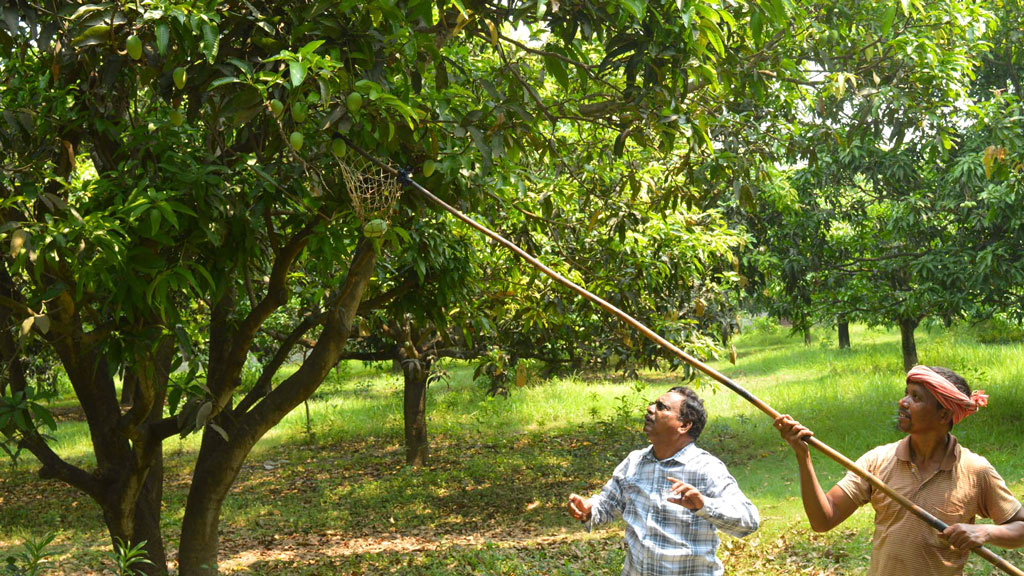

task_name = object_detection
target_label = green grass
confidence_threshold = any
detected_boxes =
[2,323,1023,574]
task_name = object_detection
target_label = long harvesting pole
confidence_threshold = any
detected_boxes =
[345,144,1024,576]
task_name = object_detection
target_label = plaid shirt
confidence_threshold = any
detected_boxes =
[588,443,760,576]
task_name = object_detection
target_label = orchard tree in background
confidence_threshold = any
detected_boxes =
[480,150,750,378]
[739,0,1024,369]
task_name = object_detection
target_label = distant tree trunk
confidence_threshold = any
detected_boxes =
[568,343,582,371]
[400,346,430,467]
[838,317,850,349]
[803,328,811,346]
[899,317,919,371]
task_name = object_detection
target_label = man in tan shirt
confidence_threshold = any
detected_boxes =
[775,365,1024,575]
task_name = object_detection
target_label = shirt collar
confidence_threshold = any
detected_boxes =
[894,434,960,471]
[643,441,697,464]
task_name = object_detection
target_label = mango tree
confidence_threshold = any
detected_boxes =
[0,0,810,573]
[739,0,1004,368]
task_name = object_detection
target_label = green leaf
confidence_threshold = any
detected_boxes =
[227,58,253,76]
[178,267,198,290]
[69,4,110,20]
[544,55,570,89]
[202,22,220,63]
[613,128,629,157]
[751,10,764,48]
[150,208,162,236]
[71,24,111,47]
[693,3,720,23]
[289,60,307,88]
[435,58,449,90]
[156,202,179,229]
[618,0,647,20]
[30,404,57,431]
[147,271,171,306]
[881,5,897,36]
[468,126,491,171]
[219,85,264,126]
[450,0,469,18]
[155,23,170,55]
[693,121,713,153]
[391,225,411,243]
[167,386,183,414]
[208,422,229,441]
[208,76,242,89]
[701,22,725,58]
[768,0,788,21]
[380,96,419,129]
[299,39,326,55]
[13,409,27,431]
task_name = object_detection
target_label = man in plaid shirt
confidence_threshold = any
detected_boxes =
[568,386,760,576]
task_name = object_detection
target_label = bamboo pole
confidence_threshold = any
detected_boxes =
[343,143,1024,576]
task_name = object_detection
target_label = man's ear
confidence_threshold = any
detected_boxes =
[938,406,954,428]
[678,420,693,435]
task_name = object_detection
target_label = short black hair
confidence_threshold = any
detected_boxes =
[928,366,970,430]
[668,386,707,441]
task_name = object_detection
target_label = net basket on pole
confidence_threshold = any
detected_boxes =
[337,156,403,225]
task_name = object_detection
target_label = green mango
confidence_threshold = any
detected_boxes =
[126,35,143,60]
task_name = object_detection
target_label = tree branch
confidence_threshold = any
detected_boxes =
[21,433,102,499]
[207,219,321,412]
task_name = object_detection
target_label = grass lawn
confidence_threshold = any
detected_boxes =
[2,323,1023,574]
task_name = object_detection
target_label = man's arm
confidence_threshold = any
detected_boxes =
[669,474,761,538]
[944,508,1024,550]
[775,415,859,532]
[567,460,628,527]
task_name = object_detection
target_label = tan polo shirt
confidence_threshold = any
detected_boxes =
[836,435,1021,576]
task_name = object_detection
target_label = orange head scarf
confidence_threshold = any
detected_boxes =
[906,365,988,425]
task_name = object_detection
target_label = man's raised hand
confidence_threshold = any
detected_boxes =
[667,477,705,510]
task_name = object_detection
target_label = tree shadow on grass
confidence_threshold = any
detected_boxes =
[217,527,626,575]
[216,521,882,576]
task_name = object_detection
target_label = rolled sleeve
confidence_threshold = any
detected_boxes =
[695,495,761,538]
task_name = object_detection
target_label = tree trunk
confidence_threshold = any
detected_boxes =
[400,347,430,467]
[177,430,249,576]
[899,317,919,371]
[130,454,168,576]
[803,328,811,346]
[838,318,850,349]
[177,240,379,575]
